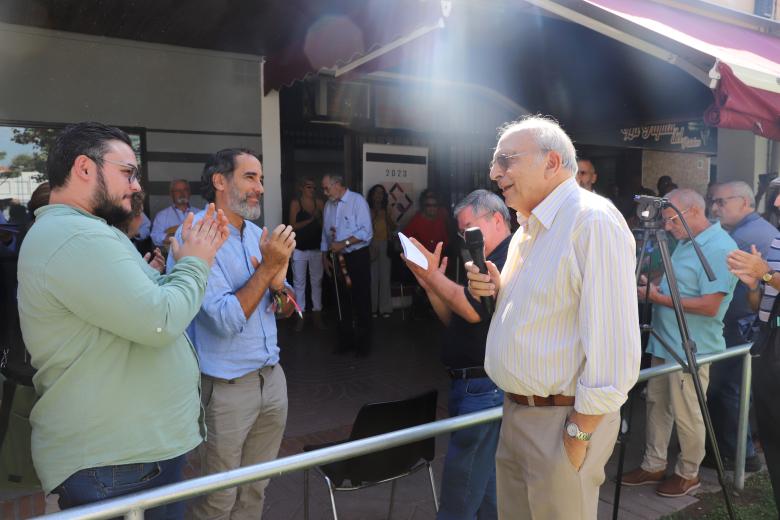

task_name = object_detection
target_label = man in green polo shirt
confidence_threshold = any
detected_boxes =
[623,188,737,498]
[17,122,229,517]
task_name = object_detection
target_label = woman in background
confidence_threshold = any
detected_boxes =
[289,177,325,331]
[368,184,396,318]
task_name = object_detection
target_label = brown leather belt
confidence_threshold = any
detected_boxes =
[507,393,575,407]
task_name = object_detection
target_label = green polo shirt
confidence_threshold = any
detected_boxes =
[17,204,209,493]
[647,221,738,362]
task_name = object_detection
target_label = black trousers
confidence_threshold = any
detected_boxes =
[336,246,372,354]
[752,353,780,518]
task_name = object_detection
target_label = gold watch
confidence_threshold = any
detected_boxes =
[762,270,777,283]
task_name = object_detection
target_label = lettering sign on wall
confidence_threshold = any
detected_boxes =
[618,121,716,153]
[576,120,717,154]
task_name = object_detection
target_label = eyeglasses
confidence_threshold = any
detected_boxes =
[711,196,742,207]
[490,150,538,171]
[663,208,690,224]
[92,156,141,185]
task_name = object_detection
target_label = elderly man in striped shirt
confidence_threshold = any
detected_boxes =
[467,116,641,519]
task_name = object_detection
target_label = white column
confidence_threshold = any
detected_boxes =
[260,60,283,229]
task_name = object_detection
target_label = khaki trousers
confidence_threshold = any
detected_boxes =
[641,356,710,480]
[190,365,288,520]
[496,398,619,519]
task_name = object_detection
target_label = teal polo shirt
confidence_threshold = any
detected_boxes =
[647,221,738,361]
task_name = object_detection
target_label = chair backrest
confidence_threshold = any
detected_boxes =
[344,389,438,485]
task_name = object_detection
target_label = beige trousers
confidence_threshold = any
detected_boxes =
[496,398,620,519]
[190,365,288,520]
[641,356,710,480]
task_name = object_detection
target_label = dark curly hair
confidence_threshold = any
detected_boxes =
[201,148,258,202]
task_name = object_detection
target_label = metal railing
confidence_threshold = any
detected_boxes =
[36,344,753,519]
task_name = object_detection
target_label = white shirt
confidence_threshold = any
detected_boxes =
[485,177,641,415]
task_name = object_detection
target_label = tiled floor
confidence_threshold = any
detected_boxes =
[2,309,762,518]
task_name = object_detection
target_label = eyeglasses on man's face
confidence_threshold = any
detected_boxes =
[91,156,141,186]
[711,196,742,207]
[663,208,690,225]
[490,150,538,172]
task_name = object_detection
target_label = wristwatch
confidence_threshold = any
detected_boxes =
[762,269,777,283]
[345,239,351,247]
[565,420,592,442]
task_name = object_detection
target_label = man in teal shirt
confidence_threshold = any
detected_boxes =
[623,188,737,498]
[17,122,229,517]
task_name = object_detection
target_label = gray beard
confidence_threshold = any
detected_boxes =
[228,182,262,221]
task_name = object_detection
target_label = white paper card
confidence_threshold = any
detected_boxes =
[398,232,428,269]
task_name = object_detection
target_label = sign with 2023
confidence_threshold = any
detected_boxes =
[362,144,428,227]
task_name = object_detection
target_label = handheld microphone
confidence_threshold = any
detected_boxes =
[464,227,494,316]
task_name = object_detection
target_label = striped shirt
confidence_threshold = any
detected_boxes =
[484,178,641,415]
[758,235,780,323]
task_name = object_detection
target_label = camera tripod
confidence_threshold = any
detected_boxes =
[611,195,736,520]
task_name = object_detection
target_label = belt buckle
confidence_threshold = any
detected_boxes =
[527,395,535,407]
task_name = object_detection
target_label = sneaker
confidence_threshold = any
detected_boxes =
[381,312,391,318]
[656,474,700,497]
[621,467,666,486]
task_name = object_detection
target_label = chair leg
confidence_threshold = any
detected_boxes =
[427,462,439,512]
[324,475,339,520]
[387,480,397,519]
[304,469,309,520]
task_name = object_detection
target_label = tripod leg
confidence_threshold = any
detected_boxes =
[612,390,635,520]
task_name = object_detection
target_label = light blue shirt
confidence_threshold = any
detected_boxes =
[647,221,738,361]
[152,205,194,247]
[167,210,283,379]
[320,189,372,253]
[136,213,151,241]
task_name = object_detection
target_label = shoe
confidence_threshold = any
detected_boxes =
[381,312,391,318]
[700,453,761,472]
[745,455,763,472]
[621,467,666,486]
[372,312,379,318]
[656,474,700,497]
[312,311,327,330]
[294,315,305,332]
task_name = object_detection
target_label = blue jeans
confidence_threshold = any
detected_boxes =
[707,354,755,459]
[54,454,186,519]
[438,377,503,520]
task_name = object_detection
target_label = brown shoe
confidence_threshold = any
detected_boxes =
[656,474,700,497]
[621,467,666,486]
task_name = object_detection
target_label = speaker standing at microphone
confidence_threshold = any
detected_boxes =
[402,189,512,519]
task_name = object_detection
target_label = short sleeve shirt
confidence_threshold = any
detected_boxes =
[647,222,738,360]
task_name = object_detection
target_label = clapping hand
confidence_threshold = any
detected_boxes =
[170,203,230,265]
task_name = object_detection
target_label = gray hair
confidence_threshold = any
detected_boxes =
[453,189,510,225]
[170,179,189,191]
[667,188,706,211]
[325,174,345,187]
[717,180,755,208]
[499,115,578,175]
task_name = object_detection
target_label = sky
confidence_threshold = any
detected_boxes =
[0,126,36,166]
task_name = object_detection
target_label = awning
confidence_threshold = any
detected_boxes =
[526,0,780,139]
[263,0,450,94]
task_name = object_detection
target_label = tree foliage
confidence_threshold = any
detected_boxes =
[10,127,56,182]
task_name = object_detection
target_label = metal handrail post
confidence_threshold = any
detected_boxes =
[734,352,752,490]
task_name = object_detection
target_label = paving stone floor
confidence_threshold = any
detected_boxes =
[2,309,763,519]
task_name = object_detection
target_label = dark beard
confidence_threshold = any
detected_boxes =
[92,168,132,228]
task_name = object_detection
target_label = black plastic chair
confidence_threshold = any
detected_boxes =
[303,389,439,519]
